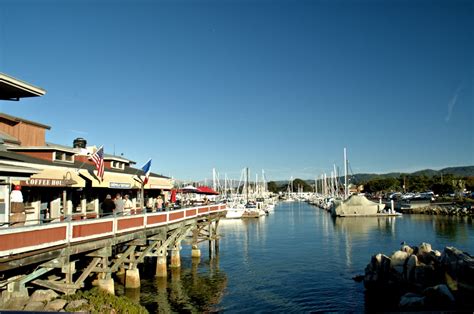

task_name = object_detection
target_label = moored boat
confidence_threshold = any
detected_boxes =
[331,194,386,217]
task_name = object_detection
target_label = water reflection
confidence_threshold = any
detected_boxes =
[408,215,472,242]
[127,254,227,313]
[332,216,399,239]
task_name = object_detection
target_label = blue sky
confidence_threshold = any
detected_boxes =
[0,0,472,181]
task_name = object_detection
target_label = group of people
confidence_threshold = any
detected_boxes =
[146,196,165,211]
[101,193,133,216]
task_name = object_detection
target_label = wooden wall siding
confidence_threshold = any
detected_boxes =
[0,118,17,138]
[72,221,113,238]
[0,227,66,251]
[19,123,46,146]
[169,212,184,221]
[75,156,95,165]
[185,209,197,217]
[117,217,144,231]
[16,151,53,161]
[146,214,167,225]
[198,207,209,214]
[0,119,47,147]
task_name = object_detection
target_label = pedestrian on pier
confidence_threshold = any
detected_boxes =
[114,193,124,215]
[156,196,164,211]
[10,185,25,226]
[101,194,115,216]
[124,194,133,214]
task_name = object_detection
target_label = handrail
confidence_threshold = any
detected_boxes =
[0,204,227,258]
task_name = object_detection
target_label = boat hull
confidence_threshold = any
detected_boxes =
[331,195,386,217]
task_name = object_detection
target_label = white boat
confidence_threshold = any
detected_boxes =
[331,194,386,217]
[225,205,245,219]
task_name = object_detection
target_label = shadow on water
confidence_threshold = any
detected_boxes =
[116,256,227,313]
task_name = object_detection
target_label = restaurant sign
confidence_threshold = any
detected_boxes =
[22,178,71,187]
[109,182,131,189]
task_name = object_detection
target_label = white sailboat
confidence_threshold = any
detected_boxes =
[331,148,386,217]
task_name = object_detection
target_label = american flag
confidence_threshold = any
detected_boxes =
[90,146,104,181]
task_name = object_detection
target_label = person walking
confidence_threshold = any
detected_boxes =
[114,193,124,215]
[10,185,25,226]
[101,194,115,216]
[123,194,133,215]
[156,196,164,211]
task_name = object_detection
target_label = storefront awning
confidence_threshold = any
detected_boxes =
[146,176,173,190]
[19,167,85,188]
[79,170,142,189]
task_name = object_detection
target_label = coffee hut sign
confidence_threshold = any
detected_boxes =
[21,178,77,187]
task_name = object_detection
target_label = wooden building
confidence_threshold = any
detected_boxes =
[0,73,173,226]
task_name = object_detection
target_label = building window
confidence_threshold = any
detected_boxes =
[54,151,74,163]
[111,161,124,170]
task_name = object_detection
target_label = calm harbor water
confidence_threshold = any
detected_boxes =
[124,201,474,312]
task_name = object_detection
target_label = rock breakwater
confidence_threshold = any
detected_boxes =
[0,287,148,313]
[401,203,474,217]
[362,242,474,311]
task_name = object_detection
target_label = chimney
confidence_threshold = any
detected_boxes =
[73,138,87,149]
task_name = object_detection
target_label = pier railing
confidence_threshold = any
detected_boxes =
[0,204,227,258]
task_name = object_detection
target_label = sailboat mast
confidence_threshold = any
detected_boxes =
[344,147,348,199]
[246,167,249,203]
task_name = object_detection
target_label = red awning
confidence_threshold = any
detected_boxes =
[196,186,219,195]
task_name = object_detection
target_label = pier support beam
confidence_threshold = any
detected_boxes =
[97,278,115,295]
[125,268,140,289]
[155,251,167,277]
[191,245,201,258]
[170,244,181,268]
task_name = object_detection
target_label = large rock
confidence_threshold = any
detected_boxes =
[364,254,391,289]
[2,296,27,310]
[401,245,414,255]
[406,254,418,282]
[419,242,432,255]
[414,264,437,288]
[423,284,455,308]
[441,247,474,293]
[44,299,67,311]
[65,299,88,311]
[23,301,45,311]
[391,250,409,275]
[30,289,59,303]
[399,292,424,309]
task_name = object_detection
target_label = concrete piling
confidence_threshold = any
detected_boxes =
[125,268,140,289]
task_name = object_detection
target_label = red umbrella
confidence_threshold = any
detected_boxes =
[196,186,219,195]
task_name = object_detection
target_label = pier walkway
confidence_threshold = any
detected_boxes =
[0,204,226,299]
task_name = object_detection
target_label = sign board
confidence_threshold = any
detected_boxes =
[21,178,72,187]
[109,182,132,189]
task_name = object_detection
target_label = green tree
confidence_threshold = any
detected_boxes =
[267,181,279,193]
[292,178,312,192]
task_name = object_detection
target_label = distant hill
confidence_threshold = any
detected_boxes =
[267,166,474,187]
[344,166,474,184]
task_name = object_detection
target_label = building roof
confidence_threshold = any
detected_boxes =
[0,72,46,100]
[0,131,20,145]
[0,161,40,175]
[0,113,51,130]
[0,150,170,179]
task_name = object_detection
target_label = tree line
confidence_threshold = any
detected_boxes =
[267,175,474,195]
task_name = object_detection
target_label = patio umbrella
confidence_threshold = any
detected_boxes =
[196,186,219,195]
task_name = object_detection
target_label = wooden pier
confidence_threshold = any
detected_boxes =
[0,204,226,299]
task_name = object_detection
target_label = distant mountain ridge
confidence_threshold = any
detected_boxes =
[270,165,474,185]
[351,166,474,183]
